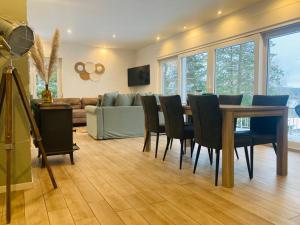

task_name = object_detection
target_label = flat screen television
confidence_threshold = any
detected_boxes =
[128,65,150,87]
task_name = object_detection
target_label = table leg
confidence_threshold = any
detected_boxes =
[276,109,288,176]
[222,111,235,187]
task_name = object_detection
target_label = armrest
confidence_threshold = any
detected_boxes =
[85,105,98,114]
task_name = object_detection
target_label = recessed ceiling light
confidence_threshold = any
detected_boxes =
[112,34,116,38]
[156,36,160,41]
[217,10,222,15]
[67,28,72,34]
[183,26,187,30]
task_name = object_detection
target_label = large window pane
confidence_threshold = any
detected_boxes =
[181,52,208,98]
[215,41,255,105]
[267,31,300,138]
[161,59,178,95]
[215,41,255,128]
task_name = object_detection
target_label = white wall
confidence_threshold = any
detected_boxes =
[135,0,300,94]
[34,42,136,98]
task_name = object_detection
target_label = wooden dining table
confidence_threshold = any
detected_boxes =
[144,105,289,188]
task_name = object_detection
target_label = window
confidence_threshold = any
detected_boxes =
[181,52,208,98]
[215,41,255,106]
[266,30,300,138]
[30,58,62,98]
[161,58,178,95]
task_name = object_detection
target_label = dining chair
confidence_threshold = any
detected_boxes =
[159,95,194,169]
[218,94,243,160]
[188,94,252,186]
[141,95,166,158]
[244,95,289,178]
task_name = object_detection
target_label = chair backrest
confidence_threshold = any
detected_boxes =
[188,94,222,149]
[159,95,185,139]
[141,95,160,132]
[295,105,300,117]
[218,94,243,105]
[251,95,289,134]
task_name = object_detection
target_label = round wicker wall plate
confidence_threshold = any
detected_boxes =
[95,63,105,74]
[79,71,90,80]
[90,73,101,81]
[74,62,85,73]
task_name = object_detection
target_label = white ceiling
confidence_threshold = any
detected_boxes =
[28,0,262,50]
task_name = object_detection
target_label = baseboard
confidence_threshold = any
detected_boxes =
[0,181,33,193]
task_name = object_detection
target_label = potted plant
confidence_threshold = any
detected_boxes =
[30,29,60,103]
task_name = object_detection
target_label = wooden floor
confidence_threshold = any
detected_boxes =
[3,129,300,225]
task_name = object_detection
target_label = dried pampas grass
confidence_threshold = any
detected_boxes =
[30,29,60,84]
[47,29,60,83]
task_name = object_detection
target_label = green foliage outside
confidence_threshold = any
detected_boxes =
[162,60,178,95]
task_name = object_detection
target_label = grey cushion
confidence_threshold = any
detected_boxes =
[133,94,142,106]
[115,94,135,106]
[101,92,118,106]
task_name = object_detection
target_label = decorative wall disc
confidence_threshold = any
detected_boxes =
[74,61,105,81]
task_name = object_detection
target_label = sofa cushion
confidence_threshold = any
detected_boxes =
[73,109,86,118]
[115,94,135,106]
[101,92,118,106]
[96,95,102,106]
[133,94,142,106]
[53,98,81,109]
[81,98,97,108]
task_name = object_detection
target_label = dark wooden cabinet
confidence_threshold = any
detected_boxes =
[32,102,77,164]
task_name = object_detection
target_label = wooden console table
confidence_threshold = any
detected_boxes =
[32,102,78,165]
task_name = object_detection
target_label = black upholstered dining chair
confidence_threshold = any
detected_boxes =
[295,105,300,117]
[159,95,194,169]
[141,95,165,158]
[243,95,289,178]
[188,94,252,186]
[218,94,243,160]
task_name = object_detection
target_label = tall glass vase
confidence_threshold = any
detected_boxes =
[41,84,52,103]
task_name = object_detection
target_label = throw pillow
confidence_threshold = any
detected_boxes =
[133,93,142,106]
[115,94,134,106]
[101,92,118,106]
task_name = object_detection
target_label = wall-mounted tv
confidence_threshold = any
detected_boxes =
[128,65,150,87]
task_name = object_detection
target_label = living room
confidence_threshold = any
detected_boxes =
[1,0,300,224]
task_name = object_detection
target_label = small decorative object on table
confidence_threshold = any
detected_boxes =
[30,29,60,103]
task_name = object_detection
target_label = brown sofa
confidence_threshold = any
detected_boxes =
[53,98,98,126]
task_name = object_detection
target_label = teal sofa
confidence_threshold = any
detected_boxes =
[85,105,144,140]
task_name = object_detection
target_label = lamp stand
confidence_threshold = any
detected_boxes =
[0,66,57,224]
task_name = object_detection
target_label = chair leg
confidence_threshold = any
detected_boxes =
[180,139,184,169]
[244,147,251,179]
[155,133,159,158]
[193,145,201,174]
[272,143,277,155]
[208,148,213,165]
[142,131,150,152]
[169,138,173,150]
[163,137,171,161]
[184,139,187,154]
[235,148,240,160]
[250,146,254,179]
[191,139,194,158]
[215,149,220,186]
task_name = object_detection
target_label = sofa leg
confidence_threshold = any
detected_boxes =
[70,152,74,165]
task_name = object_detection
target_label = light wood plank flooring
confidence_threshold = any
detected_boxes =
[3,129,300,225]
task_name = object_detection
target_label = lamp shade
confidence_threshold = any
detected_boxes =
[0,17,34,56]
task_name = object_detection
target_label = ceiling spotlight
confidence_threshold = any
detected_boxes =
[156,36,160,41]
[217,10,222,15]
[112,34,116,38]
[67,28,72,34]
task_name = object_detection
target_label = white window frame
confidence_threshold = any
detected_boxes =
[29,58,63,98]
[212,34,261,96]
[160,57,180,95]
[179,48,211,101]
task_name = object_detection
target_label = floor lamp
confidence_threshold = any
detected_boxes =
[0,18,57,224]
